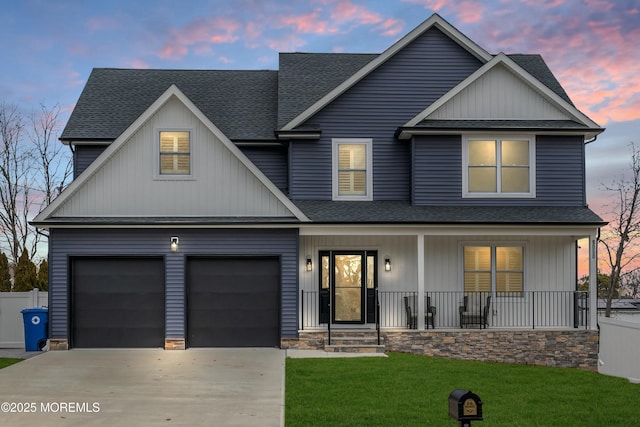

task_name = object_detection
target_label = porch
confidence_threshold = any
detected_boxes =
[300,290,590,330]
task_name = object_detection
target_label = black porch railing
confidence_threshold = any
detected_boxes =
[300,290,589,330]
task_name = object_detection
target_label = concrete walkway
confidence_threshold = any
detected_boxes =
[0,348,285,426]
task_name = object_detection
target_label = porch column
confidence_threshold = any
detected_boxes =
[589,233,598,329]
[417,233,425,329]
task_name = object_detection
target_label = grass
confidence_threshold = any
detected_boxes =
[0,358,23,370]
[286,352,640,427]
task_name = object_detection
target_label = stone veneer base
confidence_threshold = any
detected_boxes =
[292,329,599,370]
[164,338,186,350]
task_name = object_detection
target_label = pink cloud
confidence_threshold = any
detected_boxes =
[331,0,383,25]
[456,1,484,23]
[377,18,404,37]
[279,9,335,34]
[129,59,150,69]
[264,34,307,51]
[157,17,240,60]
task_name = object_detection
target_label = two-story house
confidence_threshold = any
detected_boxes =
[33,14,604,368]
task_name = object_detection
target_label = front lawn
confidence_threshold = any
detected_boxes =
[0,358,23,369]
[286,352,640,427]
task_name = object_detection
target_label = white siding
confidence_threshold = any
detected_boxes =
[53,96,294,218]
[301,234,576,293]
[428,64,572,120]
[299,235,417,292]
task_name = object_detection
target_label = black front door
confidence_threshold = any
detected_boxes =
[319,251,377,325]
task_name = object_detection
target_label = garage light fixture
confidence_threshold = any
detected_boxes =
[170,237,179,252]
[306,256,313,272]
[384,257,391,272]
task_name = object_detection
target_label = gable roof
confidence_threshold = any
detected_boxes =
[61,68,278,142]
[278,13,492,132]
[35,85,309,225]
[399,53,602,138]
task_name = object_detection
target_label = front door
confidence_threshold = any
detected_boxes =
[319,251,377,325]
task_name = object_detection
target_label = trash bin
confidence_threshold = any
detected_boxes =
[21,307,48,351]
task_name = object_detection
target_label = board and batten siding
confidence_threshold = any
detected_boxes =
[300,234,576,293]
[426,64,573,120]
[48,228,299,342]
[54,96,294,218]
[412,135,586,206]
[290,27,483,200]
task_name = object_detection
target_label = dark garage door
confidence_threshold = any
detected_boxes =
[71,257,165,348]
[187,257,280,347]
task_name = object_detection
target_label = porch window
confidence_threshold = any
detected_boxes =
[463,136,535,198]
[332,138,373,200]
[464,245,524,295]
[159,131,191,175]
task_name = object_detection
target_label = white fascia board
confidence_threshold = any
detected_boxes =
[280,13,492,132]
[404,53,601,129]
[34,85,310,223]
[299,224,600,237]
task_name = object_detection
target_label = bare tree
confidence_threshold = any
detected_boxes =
[0,102,70,266]
[29,103,72,208]
[599,142,640,316]
[0,102,34,263]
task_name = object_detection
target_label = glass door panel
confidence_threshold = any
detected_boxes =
[333,254,363,323]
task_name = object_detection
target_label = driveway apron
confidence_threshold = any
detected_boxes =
[0,348,284,426]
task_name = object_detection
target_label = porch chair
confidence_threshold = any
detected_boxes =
[459,294,491,329]
[404,296,437,329]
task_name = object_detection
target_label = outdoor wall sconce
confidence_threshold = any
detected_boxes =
[306,256,313,272]
[384,257,391,272]
[170,237,179,252]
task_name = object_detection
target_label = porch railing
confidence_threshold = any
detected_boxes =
[300,290,589,330]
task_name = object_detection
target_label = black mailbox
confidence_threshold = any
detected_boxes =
[448,389,483,425]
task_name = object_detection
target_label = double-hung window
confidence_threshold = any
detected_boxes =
[159,131,191,176]
[463,136,535,197]
[464,245,524,296]
[332,138,373,201]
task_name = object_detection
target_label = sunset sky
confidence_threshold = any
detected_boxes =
[2,0,639,217]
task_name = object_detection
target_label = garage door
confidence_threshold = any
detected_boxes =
[71,257,165,348]
[187,257,280,347]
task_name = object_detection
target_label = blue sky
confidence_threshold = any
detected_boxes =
[2,0,639,211]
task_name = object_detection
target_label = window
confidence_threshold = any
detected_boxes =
[159,131,190,175]
[464,245,524,295]
[332,139,373,200]
[463,136,535,197]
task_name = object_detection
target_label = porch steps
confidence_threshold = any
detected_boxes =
[324,330,385,353]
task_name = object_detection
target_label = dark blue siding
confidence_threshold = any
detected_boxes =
[240,145,289,193]
[412,135,586,206]
[290,27,483,200]
[49,228,299,343]
[73,145,107,178]
[412,136,462,205]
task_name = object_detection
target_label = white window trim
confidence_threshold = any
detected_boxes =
[332,138,373,201]
[462,135,536,198]
[154,128,195,181]
[460,242,527,296]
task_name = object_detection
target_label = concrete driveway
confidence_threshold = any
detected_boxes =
[0,348,284,426]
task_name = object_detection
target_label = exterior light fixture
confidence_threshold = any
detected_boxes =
[306,256,313,272]
[170,237,179,252]
[384,257,391,272]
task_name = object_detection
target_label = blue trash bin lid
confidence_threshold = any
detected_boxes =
[21,307,48,314]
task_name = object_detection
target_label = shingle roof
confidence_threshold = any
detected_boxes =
[292,200,605,224]
[60,68,279,141]
[508,54,574,106]
[277,53,377,127]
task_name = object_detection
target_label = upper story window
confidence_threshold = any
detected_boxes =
[159,131,191,175]
[332,138,373,201]
[463,136,535,198]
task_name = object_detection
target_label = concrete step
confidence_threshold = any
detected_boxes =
[324,344,386,353]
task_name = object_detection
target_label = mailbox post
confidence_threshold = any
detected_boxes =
[448,389,483,427]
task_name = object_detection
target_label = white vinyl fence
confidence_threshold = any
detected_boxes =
[598,316,640,382]
[0,290,48,348]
